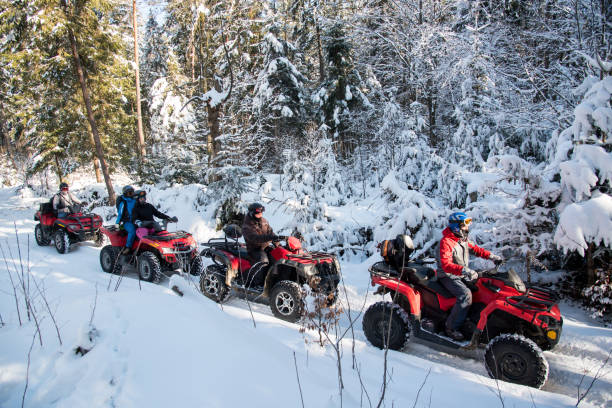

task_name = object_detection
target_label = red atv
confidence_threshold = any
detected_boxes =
[199,224,341,322]
[363,247,562,389]
[98,220,203,282]
[34,202,103,254]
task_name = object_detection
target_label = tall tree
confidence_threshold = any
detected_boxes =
[132,0,146,158]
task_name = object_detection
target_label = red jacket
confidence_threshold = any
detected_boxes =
[439,227,491,277]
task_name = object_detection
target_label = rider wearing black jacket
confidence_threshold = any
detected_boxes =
[131,190,176,230]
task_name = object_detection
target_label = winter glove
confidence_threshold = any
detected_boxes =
[170,216,178,222]
[489,254,503,265]
[462,267,478,281]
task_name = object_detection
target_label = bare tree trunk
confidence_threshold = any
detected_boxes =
[88,131,102,182]
[207,104,221,182]
[66,27,116,205]
[133,0,146,158]
[54,154,64,182]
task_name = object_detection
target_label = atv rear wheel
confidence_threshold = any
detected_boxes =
[54,229,71,254]
[484,334,548,389]
[189,255,204,276]
[35,224,49,246]
[270,280,304,323]
[363,301,411,350]
[137,252,161,282]
[100,245,120,273]
[200,265,229,303]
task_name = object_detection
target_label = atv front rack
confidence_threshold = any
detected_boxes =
[506,286,558,312]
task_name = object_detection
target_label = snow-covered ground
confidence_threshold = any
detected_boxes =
[0,182,611,408]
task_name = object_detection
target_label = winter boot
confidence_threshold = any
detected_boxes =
[445,327,465,341]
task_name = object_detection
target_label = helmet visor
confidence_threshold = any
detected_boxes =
[462,218,472,227]
[254,206,265,214]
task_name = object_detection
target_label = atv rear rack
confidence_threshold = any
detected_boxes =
[506,286,558,312]
[285,251,334,262]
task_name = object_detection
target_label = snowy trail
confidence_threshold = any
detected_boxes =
[0,186,609,407]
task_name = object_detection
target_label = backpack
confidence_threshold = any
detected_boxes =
[378,239,398,265]
[378,234,415,269]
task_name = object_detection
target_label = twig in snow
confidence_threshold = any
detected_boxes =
[22,328,38,408]
[411,367,432,408]
[1,242,22,325]
[576,349,611,406]
[31,274,62,346]
[89,283,98,327]
[293,351,305,408]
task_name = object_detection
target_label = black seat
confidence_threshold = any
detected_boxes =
[224,245,250,259]
[423,280,454,298]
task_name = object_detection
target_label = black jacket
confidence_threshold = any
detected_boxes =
[131,202,169,224]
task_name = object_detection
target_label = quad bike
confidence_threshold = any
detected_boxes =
[363,252,563,389]
[199,224,341,323]
[98,219,203,283]
[34,202,103,254]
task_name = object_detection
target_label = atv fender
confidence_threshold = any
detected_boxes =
[372,275,421,318]
[262,263,280,298]
[205,248,239,287]
[475,299,549,332]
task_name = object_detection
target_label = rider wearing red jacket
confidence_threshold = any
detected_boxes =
[438,212,502,341]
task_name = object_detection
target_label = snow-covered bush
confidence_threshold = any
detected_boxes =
[371,170,443,257]
[550,75,612,279]
[582,268,612,321]
[466,155,560,262]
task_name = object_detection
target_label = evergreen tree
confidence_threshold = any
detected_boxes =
[250,21,308,172]
[314,21,369,158]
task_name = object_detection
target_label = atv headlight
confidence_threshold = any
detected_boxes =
[302,264,316,277]
[333,257,341,274]
[161,247,174,254]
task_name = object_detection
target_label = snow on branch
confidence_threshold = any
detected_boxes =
[554,193,612,256]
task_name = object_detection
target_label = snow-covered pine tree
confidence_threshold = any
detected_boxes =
[140,12,168,129]
[314,21,369,159]
[250,20,309,172]
[281,124,347,250]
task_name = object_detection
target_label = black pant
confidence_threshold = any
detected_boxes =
[246,249,270,287]
[438,275,472,331]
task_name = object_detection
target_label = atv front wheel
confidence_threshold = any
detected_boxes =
[189,255,204,276]
[484,334,548,389]
[200,265,229,303]
[100,245,120,273]
[35,224,49,246]
[54,229,71,254]
[362,301,411,350]
[270,280,304,323]
[137,252,161,282]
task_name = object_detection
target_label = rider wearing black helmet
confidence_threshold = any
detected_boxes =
[241,203,284,287]
[131,190,177,234]
[52,182,81,218]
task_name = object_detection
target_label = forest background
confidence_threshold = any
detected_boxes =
[0,0,610,317]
